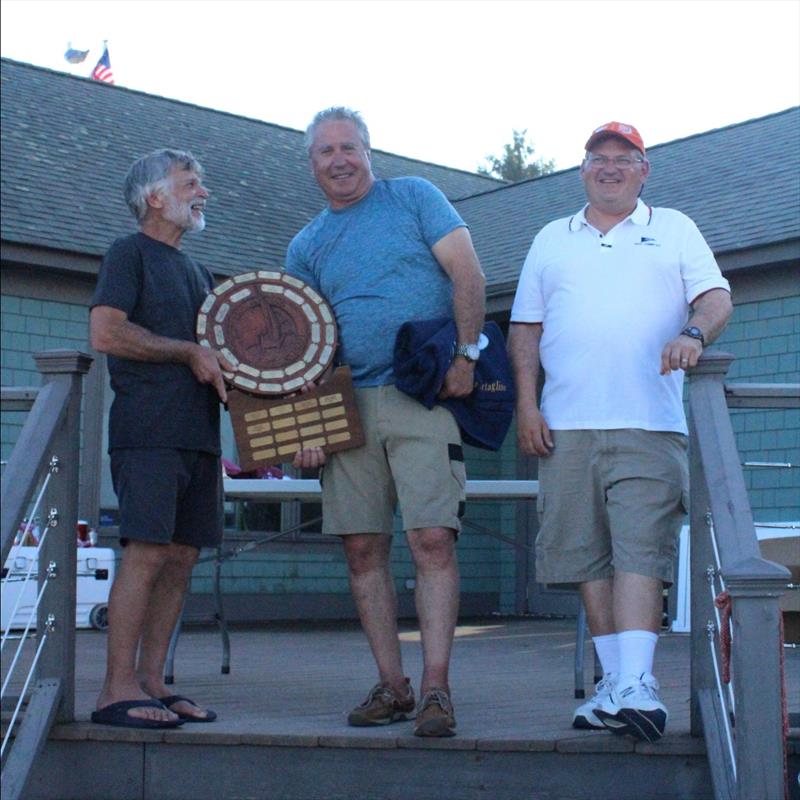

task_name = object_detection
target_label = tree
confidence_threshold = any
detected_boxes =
[478,129,555,182]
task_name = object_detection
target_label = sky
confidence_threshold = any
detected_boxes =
[1,0,799,173]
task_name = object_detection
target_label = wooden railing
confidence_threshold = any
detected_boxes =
[688,351,798,800]
[0,350,92,800]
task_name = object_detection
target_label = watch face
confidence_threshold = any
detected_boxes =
[457,343,480,361]
[682,326,704,343]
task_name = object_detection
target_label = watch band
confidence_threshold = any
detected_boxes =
[680,326,705,346]
[456,343,480,362]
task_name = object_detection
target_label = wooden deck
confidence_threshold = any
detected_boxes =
[3,618,799,800]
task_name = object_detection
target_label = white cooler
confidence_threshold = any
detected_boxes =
[1,546,115,631]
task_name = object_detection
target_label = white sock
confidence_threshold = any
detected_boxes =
[591,633,620,676]
[617,630,659,677]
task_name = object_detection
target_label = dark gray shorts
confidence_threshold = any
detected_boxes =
[110,448,223,549]
[535,429,689,585]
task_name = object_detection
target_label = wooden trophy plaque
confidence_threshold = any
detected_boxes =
[197,271,363,468]
[226,366,363,471]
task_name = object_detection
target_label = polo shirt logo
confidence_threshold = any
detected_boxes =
[635,236,660,246]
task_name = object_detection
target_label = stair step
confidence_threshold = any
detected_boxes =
[23,725,719,800]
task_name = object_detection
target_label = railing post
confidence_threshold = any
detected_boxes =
[725,562,791,800]
[688,350,793,799]
[688,427,713,738]
[34,350,93,723]
[688,351,734,737]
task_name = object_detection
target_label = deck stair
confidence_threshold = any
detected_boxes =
[3,622,799,800]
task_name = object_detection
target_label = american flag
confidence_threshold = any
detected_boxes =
[91,45,114,84]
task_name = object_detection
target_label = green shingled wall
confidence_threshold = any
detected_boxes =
[3,289,796,614]
[461,424,521,614]
[714,293,800,522]
[1,294,89,461]
[191,549,352,596]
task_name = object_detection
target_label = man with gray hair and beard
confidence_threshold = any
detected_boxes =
[90,149,233,728]
[288,107,486,737]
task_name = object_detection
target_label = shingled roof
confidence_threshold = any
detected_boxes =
[0,58,499,275]
[456,107,800,300]
[3,58,797,300]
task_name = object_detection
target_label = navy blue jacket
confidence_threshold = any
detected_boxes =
[393,318,515,451]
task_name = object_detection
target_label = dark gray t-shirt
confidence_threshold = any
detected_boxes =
[91,232,220,454]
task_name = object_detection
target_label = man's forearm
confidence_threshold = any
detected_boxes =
[452,267,486,345]
[432,227,486,344]
[93,314,196,364]
[509,321,554,455]
[688,288,733,345]
[508,322,542,408]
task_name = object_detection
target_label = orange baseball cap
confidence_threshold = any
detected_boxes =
[585,122,645,155]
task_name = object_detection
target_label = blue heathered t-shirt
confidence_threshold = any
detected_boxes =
[285,177,466,387]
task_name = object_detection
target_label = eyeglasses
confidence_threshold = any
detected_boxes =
[584,155,645,170]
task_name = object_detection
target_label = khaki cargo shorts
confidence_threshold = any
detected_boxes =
[535,429,688,586]
[320,384,466,536]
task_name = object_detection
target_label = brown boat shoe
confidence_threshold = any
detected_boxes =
[347,678,416,726]
[414,687,456,737]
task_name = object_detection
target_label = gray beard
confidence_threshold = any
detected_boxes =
[186,215,206,234]
[163,198,205,233]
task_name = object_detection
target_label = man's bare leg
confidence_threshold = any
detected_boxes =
[581,577,615,636]
[342,533,406,693]
[579,572,666,740]
[613,571,662,633]
[406,527,459,693]
[581,571,662,636]
[582,571,662,678]
[96,541,177,723]
[136,543,210,719]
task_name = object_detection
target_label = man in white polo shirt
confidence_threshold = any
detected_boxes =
[508,122,732,742]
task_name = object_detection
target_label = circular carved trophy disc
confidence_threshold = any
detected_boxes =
[196,271,337,396]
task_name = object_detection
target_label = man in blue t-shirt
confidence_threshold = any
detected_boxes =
[89,150,233,729]
[287,107,486,737]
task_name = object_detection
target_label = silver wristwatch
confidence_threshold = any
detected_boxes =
[456,343,480,362]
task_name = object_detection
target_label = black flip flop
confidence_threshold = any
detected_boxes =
[158,694,217,723]
[90,699,184,729]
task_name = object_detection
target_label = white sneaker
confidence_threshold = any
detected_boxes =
[596,672,668,743]
[572,673,617,730]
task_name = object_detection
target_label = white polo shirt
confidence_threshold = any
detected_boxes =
[510,199,730,434]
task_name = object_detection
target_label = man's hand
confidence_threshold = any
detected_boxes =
[438,357,476,399]
[516,405,554,457]
[288,363,334,398]
[292,446,326,470]
[289,369,334,468]
[660,335,703,375]
[188,345,236,402]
